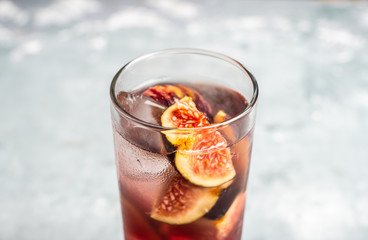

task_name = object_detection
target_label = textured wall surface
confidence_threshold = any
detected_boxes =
[1,0,368,239]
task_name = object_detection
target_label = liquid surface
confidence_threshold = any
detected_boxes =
[116,82,248,126]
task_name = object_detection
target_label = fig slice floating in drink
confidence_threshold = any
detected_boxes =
[176,131,236,187]
[150,176,220,225]
[143,85,184,107]
[161,96,209,146]
[143,84,212,118]
[161,97,236,187]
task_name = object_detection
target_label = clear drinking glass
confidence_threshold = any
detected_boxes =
[110,49,258,240]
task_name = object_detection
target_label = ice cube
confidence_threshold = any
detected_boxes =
[114,130,178,212]
[117,91,166,125]
[115,92,171,153]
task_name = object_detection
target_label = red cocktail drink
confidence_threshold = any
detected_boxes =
[110,49,258,240]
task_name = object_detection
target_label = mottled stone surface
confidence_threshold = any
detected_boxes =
[0,0,367,239]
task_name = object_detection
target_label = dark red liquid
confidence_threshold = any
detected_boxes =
[112,83,254,240]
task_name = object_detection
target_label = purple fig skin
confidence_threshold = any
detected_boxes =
[177,85,213,119]
[143,84,213,120]
[143,85,182,107]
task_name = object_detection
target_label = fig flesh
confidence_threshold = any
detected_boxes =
[177,85,212,118]
[176,131,236,187]
[156,192,245,239]
[150,176,220,225]
[150,92,237,224]
[161,96,209,146]
[161,97,236,187]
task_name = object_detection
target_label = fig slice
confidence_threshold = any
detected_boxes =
[143,85,185,107]
[161,96,209,146]
[151,176,220,225]
[176,85,212,118]
[143,84,212,118]
[161,97,236,187]
[175,131,236,187]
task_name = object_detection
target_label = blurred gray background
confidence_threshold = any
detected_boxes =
[1,0,368,239]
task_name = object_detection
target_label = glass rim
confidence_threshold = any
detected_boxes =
[110,48,259,131]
